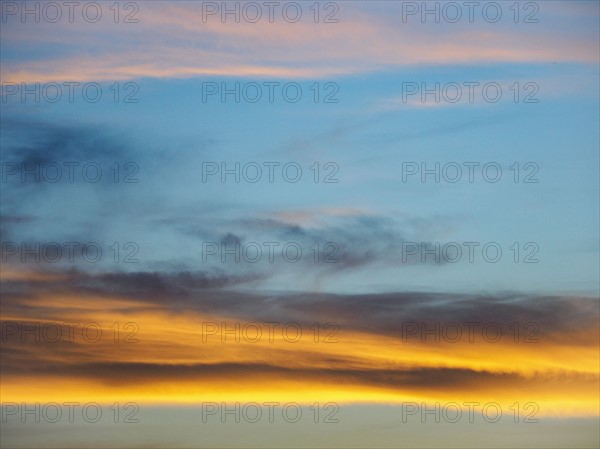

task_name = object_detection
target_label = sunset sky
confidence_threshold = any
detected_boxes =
[1,1,599,447]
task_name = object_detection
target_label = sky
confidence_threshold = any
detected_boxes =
[0,1,599,447]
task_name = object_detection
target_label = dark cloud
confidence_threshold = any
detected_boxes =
[1,268,597,343]
[3,359,596,393]
[0,119,148,249]
[1,118,135,169]
[78,270,264,300]
[1,267,597,395]
[179,213,448,275]
[0,214,37,241]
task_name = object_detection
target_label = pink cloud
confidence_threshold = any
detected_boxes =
[1,2,598,83]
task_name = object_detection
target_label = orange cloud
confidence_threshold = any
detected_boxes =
[1,286,598,416]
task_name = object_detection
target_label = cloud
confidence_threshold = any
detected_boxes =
[2,267,598,346]
[0,118,138,175]
[1,264,597,413]
[1,2,598,83]
[1,118,452,283]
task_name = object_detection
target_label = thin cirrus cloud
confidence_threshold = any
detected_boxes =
[1,2,598,83]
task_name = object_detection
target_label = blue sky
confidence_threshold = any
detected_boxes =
[2,63,598,294]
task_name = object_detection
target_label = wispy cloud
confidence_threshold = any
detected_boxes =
[2,3,598,83]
